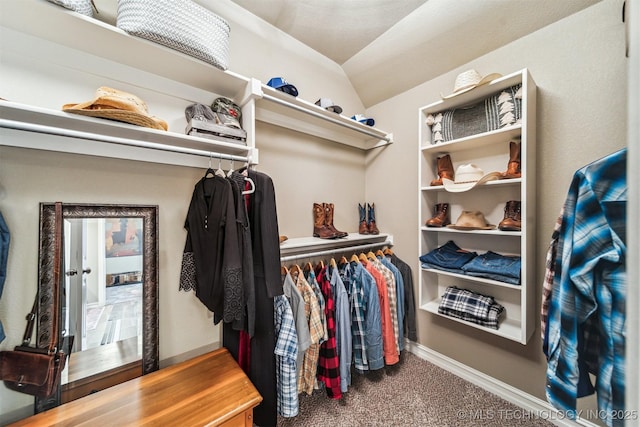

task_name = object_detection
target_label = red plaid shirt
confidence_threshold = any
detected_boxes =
[315,266,342,399]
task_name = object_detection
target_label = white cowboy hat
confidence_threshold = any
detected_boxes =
[442,164,501,192]
[441,69,502,99]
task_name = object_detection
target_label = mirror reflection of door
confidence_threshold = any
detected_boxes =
[61,217,143,388]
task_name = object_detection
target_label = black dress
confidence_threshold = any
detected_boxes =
[179,174,243,323]
[224,170,283,426]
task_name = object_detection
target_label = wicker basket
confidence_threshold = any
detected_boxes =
[46,0,94,17]
[117,0,230,71]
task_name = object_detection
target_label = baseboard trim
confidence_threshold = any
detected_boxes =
[406,341,601,427]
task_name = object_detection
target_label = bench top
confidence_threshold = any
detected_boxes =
[10,347,262,426]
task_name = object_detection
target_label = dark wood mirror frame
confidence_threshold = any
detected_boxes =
[34,203,159,413]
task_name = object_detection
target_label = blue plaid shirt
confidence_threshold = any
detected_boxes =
[274,295,298,418]
[546,149,627,427]
[353,262,384,371]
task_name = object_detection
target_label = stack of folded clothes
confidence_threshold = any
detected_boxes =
[437,286,505,329]
[419,240,521,285]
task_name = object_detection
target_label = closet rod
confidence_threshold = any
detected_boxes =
[280,240,393,263]
[0,119,250,163]
[261,94,393,143]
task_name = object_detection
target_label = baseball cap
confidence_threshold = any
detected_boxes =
[315,98,342,114]
[211,97,242,129]
[266,77,298,97]
[351,114,375,127]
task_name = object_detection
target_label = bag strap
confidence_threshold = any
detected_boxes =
[20,297,38,346]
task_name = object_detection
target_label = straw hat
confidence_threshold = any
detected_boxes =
[442,164,501,193]
[441,69,502,99]
[63,87,168,131]
[447,210,496,231]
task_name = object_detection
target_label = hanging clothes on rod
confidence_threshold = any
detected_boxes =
[544,148,627,427]
[274,244,418,416]
[179,163,283,427]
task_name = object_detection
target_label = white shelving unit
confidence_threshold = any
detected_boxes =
[0,0,393,161]
[417,69,537,344]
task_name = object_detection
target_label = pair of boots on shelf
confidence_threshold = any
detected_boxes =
[430,141,521,186]
[425,200,522,231]
[313,202,348,239]
[358,203,379,235]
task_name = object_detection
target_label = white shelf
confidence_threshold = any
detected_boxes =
[0,0,250,100]
[280,233,392,259]
[420,227,521,237]
[421,125,522,154]
[255,85,393,150]
[420,267,523,290]
[421,299,522,342]
[0,101,253,167]
[420,72,527,115]
[0,0,394,154]
[421,178,521,192]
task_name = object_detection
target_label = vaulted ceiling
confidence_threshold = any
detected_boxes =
[229,0,601,107]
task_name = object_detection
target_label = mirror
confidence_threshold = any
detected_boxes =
[35,203,158,413]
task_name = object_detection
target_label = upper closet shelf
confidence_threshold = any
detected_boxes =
[0,101,254,167]
[254,85,393,150]
[1,0,394,153]
[0,0,250,100]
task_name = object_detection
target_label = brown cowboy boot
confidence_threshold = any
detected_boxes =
[367,203,380,235]
[498,200,522,231]
[430,154,454,186]
[313,203,336,239]
[501,141,521,179]
[325,203,348,238]
[426,203,451,227]
[358,203,369,234]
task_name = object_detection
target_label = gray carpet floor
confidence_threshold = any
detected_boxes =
[277,351,553,426]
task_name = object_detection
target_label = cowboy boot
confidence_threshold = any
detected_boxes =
[313,203,336,239]
[358,203,369,234]
[426,203,451,227]
[430,154,454,186]
[498,200,522,231]
[325,203,348,238]
[501,141,521,179]
[367,203,379,235]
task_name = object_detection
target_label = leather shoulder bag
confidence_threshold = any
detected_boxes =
[0,202,67,398]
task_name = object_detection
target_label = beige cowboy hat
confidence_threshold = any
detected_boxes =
[63,87,168,131]
[442,164,501,193]
[447,210,496,231]
[441,69,502,99]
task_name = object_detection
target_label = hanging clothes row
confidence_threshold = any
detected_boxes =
[275,248,417,418]
[542,148,627,427]
[179,164,285,427]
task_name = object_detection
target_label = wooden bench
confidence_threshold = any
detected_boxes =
[10,348,262,426]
